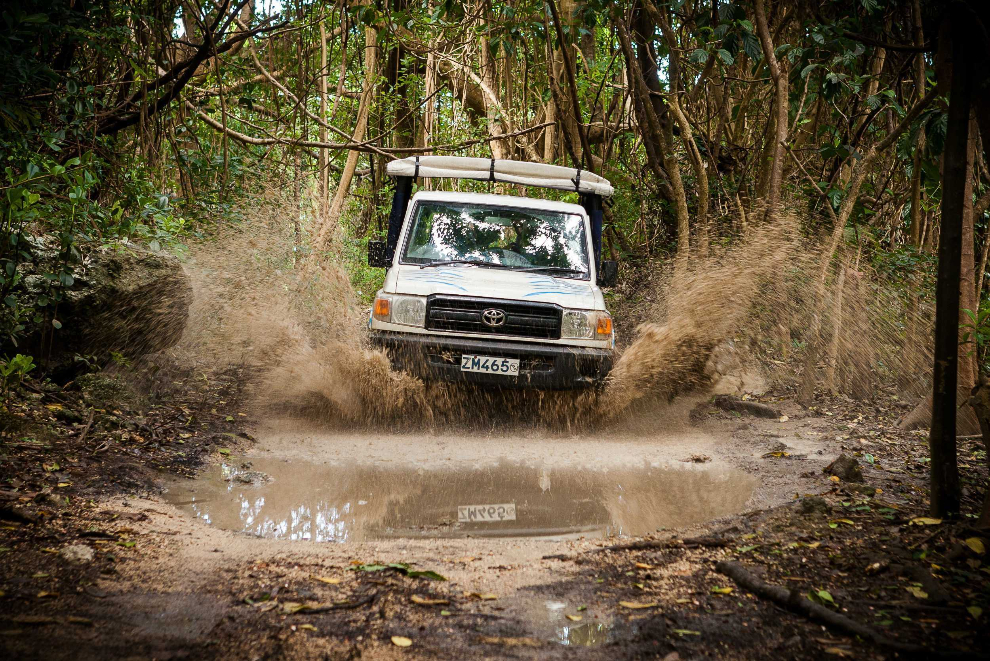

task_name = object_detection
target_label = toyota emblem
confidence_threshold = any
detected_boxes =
[481,308,506,327]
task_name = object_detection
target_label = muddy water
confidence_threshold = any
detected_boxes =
[165,457,756,542]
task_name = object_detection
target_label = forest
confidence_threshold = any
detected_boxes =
[1,0,989,658]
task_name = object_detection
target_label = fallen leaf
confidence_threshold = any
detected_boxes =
[67,616,93,626]
[830,476,840,483]
[711,587,733,595]
[779,415,789,422]
[904,586,928,600]
[577,605,587,611]
[470,592,498,601]
[218,448,231,455]
[675,598,691,604]
[967,606,982,619]
[313,576,341,585]
[565,614,582,621]
[634,562,653,569]
[619,601,658,609]
[410,595,449,606]
[391,636,413,647]
[808,590,836,607]
[824,647,854,657]
[965,538,986,555]
[909,517,942,526]
[673,629,700,636]
[12,616,56,625]
[440,610,451,616]
[829,519,855,526]
[299,624,318,632]
[31,573,49,579]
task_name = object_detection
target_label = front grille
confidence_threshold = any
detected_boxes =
[426,295,562,339]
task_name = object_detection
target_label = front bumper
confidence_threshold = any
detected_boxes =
[369,331,613,389]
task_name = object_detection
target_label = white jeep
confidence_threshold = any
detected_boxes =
[367,156,617,389]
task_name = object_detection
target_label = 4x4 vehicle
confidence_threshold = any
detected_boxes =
[367,156,617,389]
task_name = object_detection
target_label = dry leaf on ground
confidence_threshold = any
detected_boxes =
[410,595,449,606]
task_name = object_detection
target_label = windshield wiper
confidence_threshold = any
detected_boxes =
[419,259,509,269]
[516,266,587,276]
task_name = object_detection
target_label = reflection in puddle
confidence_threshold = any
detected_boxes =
[165,458,756,542]
[543,599,615,646]
[560,622,614,646]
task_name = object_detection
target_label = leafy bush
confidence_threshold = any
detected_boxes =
[0,353,35,399]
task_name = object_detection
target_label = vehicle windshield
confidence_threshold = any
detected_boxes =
[401,200,590,278]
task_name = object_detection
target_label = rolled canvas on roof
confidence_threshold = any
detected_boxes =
[386,156,614,198]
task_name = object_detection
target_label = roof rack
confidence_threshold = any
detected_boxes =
[386,156,614,198]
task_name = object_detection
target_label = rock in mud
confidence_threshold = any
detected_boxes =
[59,544,94,564]
[712,394,781,419]
[798,496,831,515]
[227,471,271,486]
[21,244,191,373]
[844,482,878,497]
[824,454,863,482]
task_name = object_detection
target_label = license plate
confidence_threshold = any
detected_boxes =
[458,503,517,522]
[460,355,520,375]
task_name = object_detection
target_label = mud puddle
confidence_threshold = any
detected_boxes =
[165,457,756,542]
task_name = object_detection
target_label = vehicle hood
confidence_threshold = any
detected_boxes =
[392,265,599,309]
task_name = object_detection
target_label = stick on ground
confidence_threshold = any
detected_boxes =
[715,560,923,654]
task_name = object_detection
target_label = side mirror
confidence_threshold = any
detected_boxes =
[368,240,388,268]
[598,260,618,287]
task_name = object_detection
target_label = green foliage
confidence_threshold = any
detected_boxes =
[962,306,990,375]
[0,353,35,399]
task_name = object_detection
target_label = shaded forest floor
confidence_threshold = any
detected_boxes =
[0,368,987,660]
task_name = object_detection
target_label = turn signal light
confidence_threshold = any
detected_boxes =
[373,297,391,321]
[596,316,613,336]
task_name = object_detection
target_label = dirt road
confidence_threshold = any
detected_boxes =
[9,391,948,660]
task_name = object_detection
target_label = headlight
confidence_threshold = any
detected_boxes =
[561,310,612,339]
[371,294,426,328]
[372,294,426,326]
[392,296,427,326]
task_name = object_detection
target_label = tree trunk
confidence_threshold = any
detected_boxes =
[959,113,980,410]
[753,0,788,220]
[929,12,972,518]
[318,20,330,221]
[314,26,378,253]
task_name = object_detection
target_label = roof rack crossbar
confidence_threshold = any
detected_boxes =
[386,155,613,198]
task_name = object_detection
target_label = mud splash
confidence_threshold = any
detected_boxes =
[164,185,932,430]
[165,457,756,541]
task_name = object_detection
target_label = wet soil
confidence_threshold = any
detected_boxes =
[1,384,987,659]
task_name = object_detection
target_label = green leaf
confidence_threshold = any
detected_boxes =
[407,570,448,581]
[689,48,709,64]
[717,49,734,66]
[809,589,836,607]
